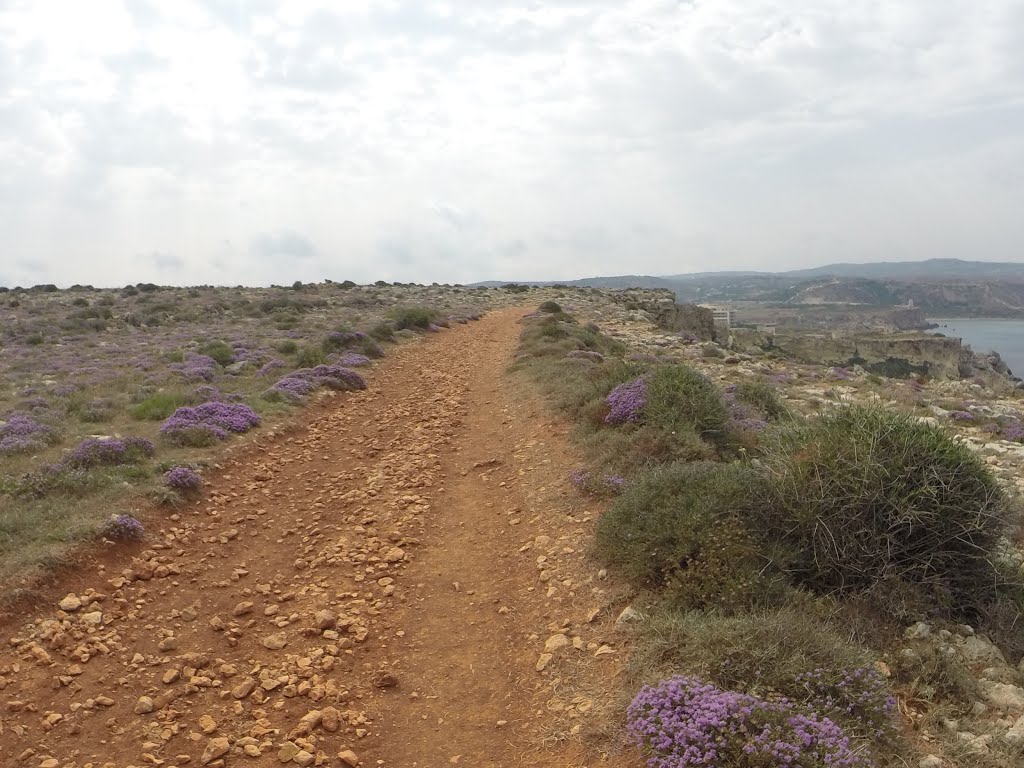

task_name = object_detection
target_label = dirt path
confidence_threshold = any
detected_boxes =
[0,309,626,768]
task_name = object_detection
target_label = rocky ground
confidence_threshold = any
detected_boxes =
[0,307,635,768]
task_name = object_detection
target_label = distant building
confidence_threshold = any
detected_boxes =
[699,304,736,327]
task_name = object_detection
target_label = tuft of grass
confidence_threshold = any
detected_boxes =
[295,345,327,368]
[197,339,235,366]
[131,391,191,421]
[734,379,789,421]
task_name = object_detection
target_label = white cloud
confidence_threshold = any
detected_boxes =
[0,0,1022,286]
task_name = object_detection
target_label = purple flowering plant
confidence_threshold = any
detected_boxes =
[100,513,145,541]
[606,377,648,425]
[628,675,874,768]
[161,402,260,446]
[163,465,204,494]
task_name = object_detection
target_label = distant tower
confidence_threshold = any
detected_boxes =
[908,299,914,309]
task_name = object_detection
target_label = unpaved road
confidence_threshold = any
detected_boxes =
[0,309,626,768]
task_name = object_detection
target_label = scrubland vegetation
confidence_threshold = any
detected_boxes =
[0,281,494,596]
[513,306,1024,767]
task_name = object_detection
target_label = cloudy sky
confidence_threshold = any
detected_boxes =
[1,0,1023,287]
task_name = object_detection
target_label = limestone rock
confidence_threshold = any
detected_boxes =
[201,737,230,765]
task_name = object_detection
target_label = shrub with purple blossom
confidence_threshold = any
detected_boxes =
[1003,421,1024,443]
[160,402,260,446]
[172,354,218,382]
[949,410,974,421]
[627,675,872,768]
[336,352,372,367]
[100,513,145,541]
[0,412,61,455]
[794,666,896,741]
[606,377,648,425]
[265,365,366,402]
[163,465,203,494]
[63,436,155,468]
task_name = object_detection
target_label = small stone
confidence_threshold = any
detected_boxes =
[372,670,398,689]
[232,678,258,699]
[292,750,315,767]
[536,653,553,672]
[321,706,341,732]
[337,750,360,767]
[243,744,262,757]
[59,594,82,612]
[233,601,254,617]
[198,714,218,734]
[163,669,181,684]
[918,757,944,768]
[904,621,931,640]
[615,606,642,628]
[201,737,230,765]
[158,637,178,652]
[544,634,570,653]
[315,610,337,630]
[134,696,155,714]
[278,742,301,762]
[383,547,405,563]
[261,633,288,650]
[81,611,103,625]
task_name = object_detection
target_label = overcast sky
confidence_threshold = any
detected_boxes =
[2,1,1023,287]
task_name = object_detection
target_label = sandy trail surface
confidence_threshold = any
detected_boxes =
[0,309,625,768]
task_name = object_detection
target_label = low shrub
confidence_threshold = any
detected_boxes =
[273,339,299,354]
[160,402,260,445]
[538,300,563,314]
[131,391,191,420]
[368,321,395,342]
[733,379,789,421]
[163,465,203,495]
[595,461,772,610]
[295,345,327,368]
[197,340,235,366]
[628,675,876,768]
[391,307,437,331]
[628,603,897,742]
[100,514,145,541]
[643,364,730,440]
[63,437,155,468]
[754,405,1010,621]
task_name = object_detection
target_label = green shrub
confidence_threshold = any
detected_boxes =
[595,461,773,610]
[369,321,395,342]
[295,345,327,368]
[273,340,298,354]
[198,340,235,366]
[391,307,437,330]
[754,406,1010,620]
[644,364,730,440]
[131,392,190,421]
[734,379,789,421]
[538,300,563,314]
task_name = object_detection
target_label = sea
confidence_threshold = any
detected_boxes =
[928,318,1024,378]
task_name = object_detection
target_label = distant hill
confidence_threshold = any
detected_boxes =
[470,259,1024,317]
[666,259,1024,283]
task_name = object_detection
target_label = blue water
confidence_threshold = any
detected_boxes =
[928,318,1024,377]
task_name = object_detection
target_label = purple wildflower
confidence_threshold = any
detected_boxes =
[1002,422,1024,443]
[160,402,260,445]
[606,377,648,425]
[336,352,372,367]
[163,466,203,494]
[628,676,872,768]
[950,410,974,421]
[101,514,145,541]
[63,436,154,468]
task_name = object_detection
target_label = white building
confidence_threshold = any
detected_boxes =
[700,304,736,327]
